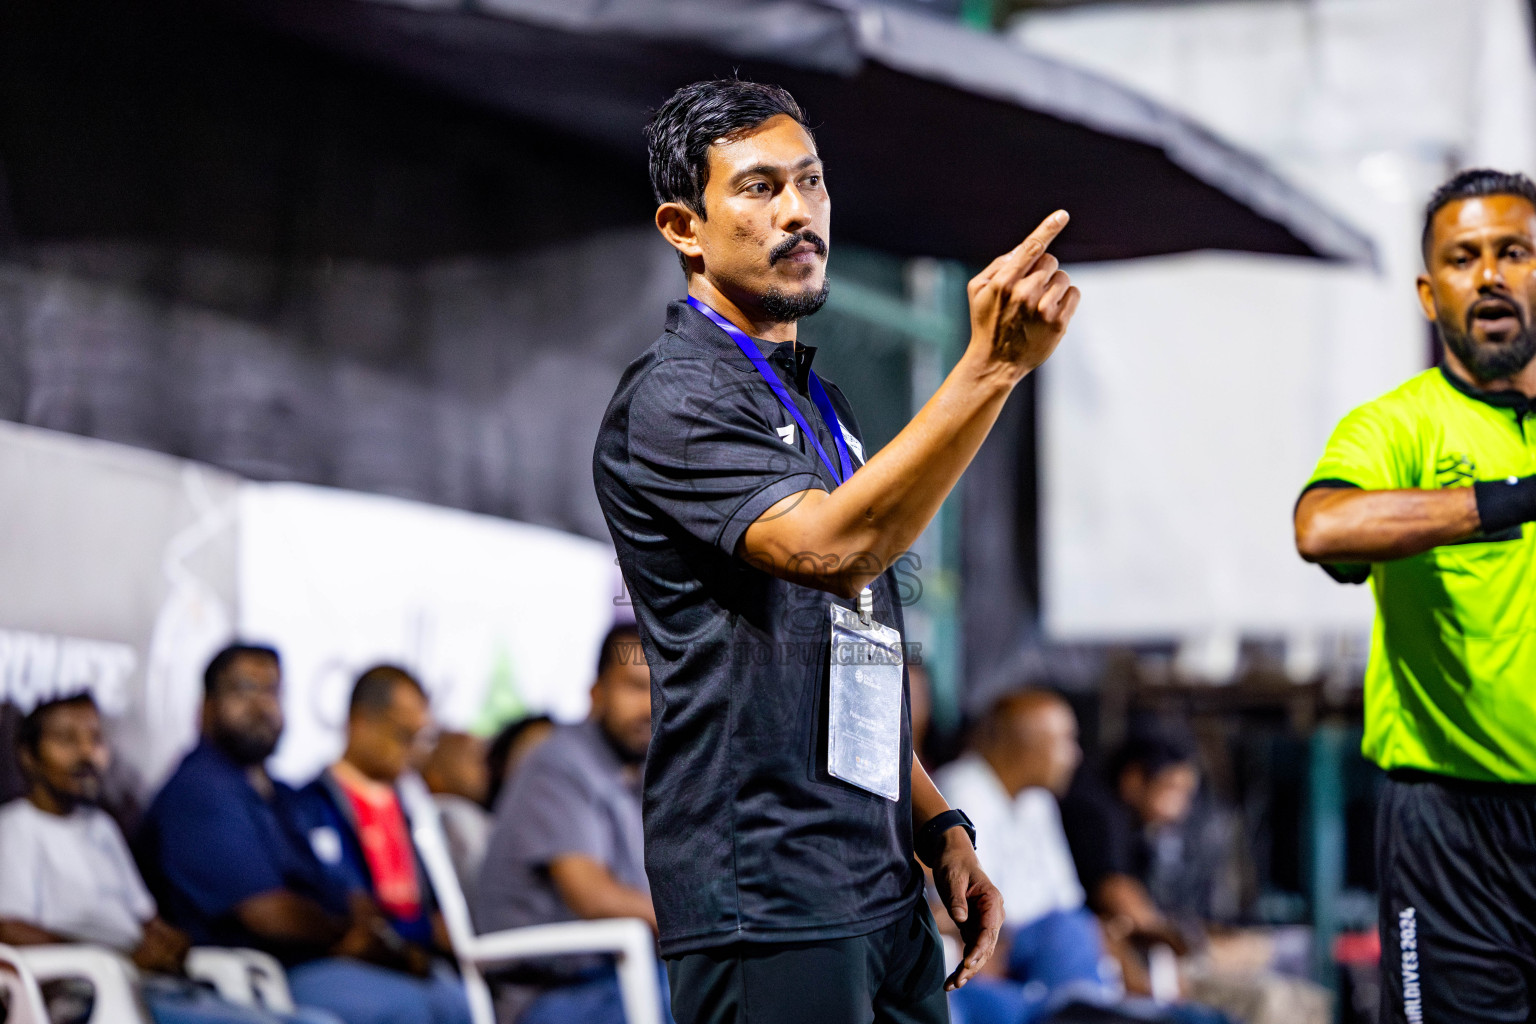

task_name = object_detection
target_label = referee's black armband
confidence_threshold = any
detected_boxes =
[1473,475,1536,536]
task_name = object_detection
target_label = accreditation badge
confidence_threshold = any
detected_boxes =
[827,591,904,801]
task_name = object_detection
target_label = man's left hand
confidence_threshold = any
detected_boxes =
[931,829,1004,991]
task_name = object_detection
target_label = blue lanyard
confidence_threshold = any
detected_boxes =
[687,296,855,486]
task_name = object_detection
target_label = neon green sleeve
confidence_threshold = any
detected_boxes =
[1308,398,1418,493]
[1303,398,1420,585]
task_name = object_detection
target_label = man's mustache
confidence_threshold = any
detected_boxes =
[1468,295,1524,330]
[768,231,828,266]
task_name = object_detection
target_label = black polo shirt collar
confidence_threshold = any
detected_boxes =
[668,299,819,393]
[1440,362,1536,419]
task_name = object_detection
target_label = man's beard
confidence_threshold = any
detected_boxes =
[600,720,649,767]
[43,768,102,811]
[761,280,830,324]
[761,230,830,324]
[1441,310,1536,383]
[212,723,280,766]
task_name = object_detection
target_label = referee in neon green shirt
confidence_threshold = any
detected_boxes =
[1296,169,1536,1024]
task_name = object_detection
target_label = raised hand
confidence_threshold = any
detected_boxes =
[966,210,1080,378]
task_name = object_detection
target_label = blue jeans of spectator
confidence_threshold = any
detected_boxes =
[519,964,674,1024]
[286,959,472,1024]
[142,975,343,1024]
[1005,909,1106,992]
[948,984,1236,1024]
[948,975,1052,1024]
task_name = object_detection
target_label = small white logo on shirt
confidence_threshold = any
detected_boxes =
[309,826,343,865]
[776,424,796,446]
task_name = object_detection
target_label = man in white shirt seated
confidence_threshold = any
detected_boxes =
[0,692,339,1024]
[935,690,1103,996]
[937,693,1239,1024]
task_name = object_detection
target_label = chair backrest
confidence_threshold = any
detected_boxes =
[0,944,49,1024]
[184,948,295,1013]
[399,775,481,955]
[399,772,661,1024]
[7,945,149,1024]
[398,774,496,1024]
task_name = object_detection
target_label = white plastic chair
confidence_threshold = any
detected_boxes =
[8,944,151,1024]
[185,946,296,1012]
[0,943,50,1024]
[400,775,662,1024]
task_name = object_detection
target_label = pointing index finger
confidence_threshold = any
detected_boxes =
[986,210,1070,285]
[1018,209,1069,263]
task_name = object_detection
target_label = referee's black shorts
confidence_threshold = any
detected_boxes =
[1378,769,1536,1023]
[665,898,949,1024]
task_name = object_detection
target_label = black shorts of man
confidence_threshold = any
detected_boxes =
[593,79,1080,1023]
[1296,169,1536,1024]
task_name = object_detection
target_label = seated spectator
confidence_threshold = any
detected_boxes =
[936,692,1099,996]
[0,693,339,1024]
[483,715,554,812]
[288,666,470,1024]
[1061,727,1203,962]
[136,643,469,1024]
[473,625,670,1024]
[421,732,492,901]
[1061,726,1329,1024]
[938,692,1235,1024]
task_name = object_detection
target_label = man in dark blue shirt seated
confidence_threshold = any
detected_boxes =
[288,666,469,1024]
[135,644,469,1024]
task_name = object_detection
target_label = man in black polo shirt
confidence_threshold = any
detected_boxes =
[594,79,1079,1023]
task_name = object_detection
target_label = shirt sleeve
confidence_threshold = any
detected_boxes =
[0,809,40,922]
[1301,398,1419,584]
[153,780,288,919]
[624,359,828,557]
[501,755,611,870]
[1306,398,1419,493]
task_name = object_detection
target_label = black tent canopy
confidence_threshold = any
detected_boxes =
[235,0,1376,266]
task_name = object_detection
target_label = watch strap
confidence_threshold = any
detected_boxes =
[915,808,976,869]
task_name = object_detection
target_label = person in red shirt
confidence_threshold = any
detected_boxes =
[290,665,470,1024]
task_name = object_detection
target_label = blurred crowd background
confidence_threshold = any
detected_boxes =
[4,1,1535,1023]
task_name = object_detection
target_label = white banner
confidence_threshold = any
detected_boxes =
[0,422,239,793]
[238,483,618,783]
[0,422,620,793]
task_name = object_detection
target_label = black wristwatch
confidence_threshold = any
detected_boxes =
[915,808,976,869]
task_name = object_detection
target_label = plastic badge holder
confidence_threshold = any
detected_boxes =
[827,602,904,801]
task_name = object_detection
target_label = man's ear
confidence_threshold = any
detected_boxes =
[656,202,704,263]
[1416,273,1439,323]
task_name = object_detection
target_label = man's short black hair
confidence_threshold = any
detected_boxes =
[1109,725,1198,784]
[1422,168,1536,257]
[596,623,644,678]
[19,692,97,755]
[646,79,812,269]
[349,664,425,717]
[203,643,280,697]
